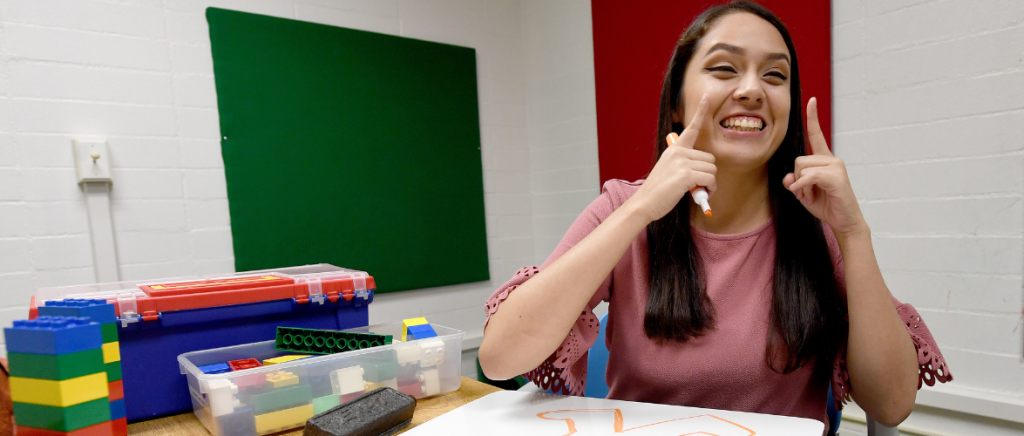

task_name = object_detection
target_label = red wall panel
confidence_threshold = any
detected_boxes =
[591,1,831,185]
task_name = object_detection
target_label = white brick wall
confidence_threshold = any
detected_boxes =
[833,0,1024,431]
[0,0,596,381]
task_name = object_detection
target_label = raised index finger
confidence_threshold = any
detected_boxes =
[806,97,832,156]
[676,94,709,150]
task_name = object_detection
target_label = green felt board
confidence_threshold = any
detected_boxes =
[206,8,489,292]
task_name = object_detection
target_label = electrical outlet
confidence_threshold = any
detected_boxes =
[73,140,112,183]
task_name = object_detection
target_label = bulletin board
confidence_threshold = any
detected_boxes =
[206,8,489,292]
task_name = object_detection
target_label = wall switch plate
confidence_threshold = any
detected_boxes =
[73,140,112,183]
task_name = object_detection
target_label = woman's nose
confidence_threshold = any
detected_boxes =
[733,73,765,103]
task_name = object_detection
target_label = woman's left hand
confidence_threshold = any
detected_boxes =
[783,97,868,239]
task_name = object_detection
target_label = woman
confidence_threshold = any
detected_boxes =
[479,1,951,429]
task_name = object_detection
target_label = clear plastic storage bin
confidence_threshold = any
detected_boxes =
[178,322,463,436]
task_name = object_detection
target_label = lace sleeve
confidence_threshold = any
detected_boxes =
[831,300,953,409]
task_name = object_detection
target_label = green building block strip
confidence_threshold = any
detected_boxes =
[13,398,111,432]
[362,360,399,383]
[8,349,105,381]
[105,361,122,382]
[312,394,340,414]
[250,383,312,415]
[101,323,118,343]
[274,327,391,355]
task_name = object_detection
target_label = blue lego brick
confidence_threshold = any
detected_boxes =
[218,406,257,436]
[4,317,102,355]
[406,324,437,340]
[38,299,117,324]
[199,363,231,374]
[110,398,126,421]
[303,361,335,398]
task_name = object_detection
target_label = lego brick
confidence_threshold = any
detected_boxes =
[110,398,126,421]
[208,379,241,417]
[234,371,266,391]
[11,372,108,407]
[304,361,335,398]
[111,418,127,436]
[312,394,340,414]
[253,403,313,434]
[250,383,312,415]
[15,420,114,436]
[395,344,421,366]
[400,317,428,341]
[365,377,398,391]
[397,380,421,397]
[218,407,256,436]
[274,326,390,355]
[104,361,122,382]
[266,370,299,388]
[101,342,120,364]
[13,398,112,432]
[108,380,124,401]
[199,363,232,374]
[38,299,117,324]
[340,391,363,403]
[304,387,415,436]
[329,366,365,396]
[262,355,310,365]
[406,324,437,340]
[419,339,445,367]
[417,369,440,397]
[228,358,261,371]
[8,348,105,381]
[361,360,399,383]
[4,317,102,355]
[100,323,118,344]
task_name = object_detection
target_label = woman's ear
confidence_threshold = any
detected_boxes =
[671,110,682,124]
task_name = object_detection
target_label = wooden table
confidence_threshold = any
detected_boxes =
[126,377,503,435]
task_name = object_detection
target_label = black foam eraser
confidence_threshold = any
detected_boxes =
[304,387,416,436]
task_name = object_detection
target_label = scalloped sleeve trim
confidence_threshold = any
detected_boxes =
[483,265,601,396]
[831,301,953,409]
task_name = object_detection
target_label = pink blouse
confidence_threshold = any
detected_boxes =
[484,179,952,428]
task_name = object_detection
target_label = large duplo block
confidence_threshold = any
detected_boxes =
[4,317,102,355]
[13,398,112,432]
[38,299,116,324]
[254,403,314,434]
[8,348,105,380]
[250,383,312,415]
[10,372,108,407]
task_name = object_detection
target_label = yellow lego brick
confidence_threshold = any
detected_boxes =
[365,378,398,391]
[10,372,108,407]
[102,341,120,364]
[265,370,299,388]
[254,403,314,434]
[401,317,429,341]
[262,355,310,365]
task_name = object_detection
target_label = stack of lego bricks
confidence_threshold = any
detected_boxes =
[36,299,127,436]
[5,316,115,436]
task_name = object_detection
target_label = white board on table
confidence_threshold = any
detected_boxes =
[403,391,824,436]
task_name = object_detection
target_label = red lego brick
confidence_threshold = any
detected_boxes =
[107,380,123,401]
[16,420,114,436]
[111,418,127,436]
[228,358,261,371]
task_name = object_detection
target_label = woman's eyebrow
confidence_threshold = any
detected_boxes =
[704,42,790,65]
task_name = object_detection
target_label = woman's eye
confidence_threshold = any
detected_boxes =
[706,66,736,74]
[766,72,788,81]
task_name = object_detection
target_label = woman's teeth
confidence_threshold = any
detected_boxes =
[721,117,765,132]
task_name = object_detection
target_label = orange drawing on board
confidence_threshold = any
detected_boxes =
[536,409,756,436]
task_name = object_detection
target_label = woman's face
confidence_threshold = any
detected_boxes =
[679,12,792,172]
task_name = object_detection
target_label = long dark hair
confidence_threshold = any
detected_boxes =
[645,1,846,377]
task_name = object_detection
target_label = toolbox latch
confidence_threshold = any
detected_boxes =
[299,276,325,305]
[117,293,140,327]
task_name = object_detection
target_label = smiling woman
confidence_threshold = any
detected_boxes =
[478,1,952,432]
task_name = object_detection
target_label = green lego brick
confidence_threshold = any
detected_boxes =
[311,394,340,414]
[100,323,118,343]
[8,348,105,381]
[105,361,122,382]
[274,327,390,355]
[250,383,312,415]
[13,398,111,432]
[362,360,399,383]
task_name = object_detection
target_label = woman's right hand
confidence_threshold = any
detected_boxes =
[630,94,717,223]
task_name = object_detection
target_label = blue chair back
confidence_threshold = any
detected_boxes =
[583,311,840,436]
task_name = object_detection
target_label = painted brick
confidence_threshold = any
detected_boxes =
[0,134,15,167]
[30,236,94,270]
[169,42,214,76]
[294,4,401,35]
[531,166,598,192]
[532,191,597,218]
[847,155,1023,201]
[885,271,1023,315]
[26,202,89,236]
[2,0,165,38]
[0,171,20,201]
[117,231,190,264]
[832,0,864,25]
[862,71,1024,130]
[33,268,95,289]
[831,57,863,97]
[12,99,177,136]
[16,134,78,169]
[176,107,221,139]
[165,11,210,45]
[108,137,181,169]
[190,228,234,260]
[532,214,577,239]
[915,309,1020,356]
[172,75,218,108]
[179,138,224,169]
[0,203,28,238]
[873,236,1022,275]
[938,348,1024,395]
[865,0,1024,50]
[109,168,183,200]
[4,23,170,71]
[861,196,1022,236]
[165,0,295,17]
[21,168,80,202]
[0,273,34,305]
[112,200,187,231]
[832,20,864,61]
[484,170,530,194]
[183,169,228,199]
[120,260,193,282]
[11,62,174,105]
[185,199,231,229]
